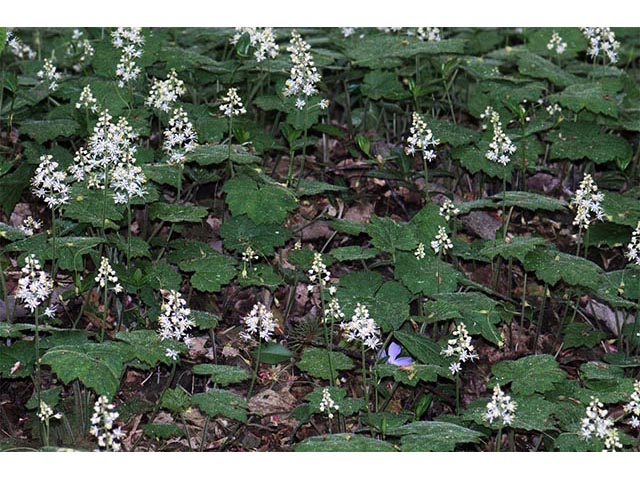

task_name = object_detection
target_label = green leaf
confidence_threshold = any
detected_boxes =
[491,354,566,395]
[192,389,248,423]
[523,247,604,290]
[549,82,619,117]
[0,340,36,378]
[295,179,347,197]
[0,222,27,241]
[26,387,63,410]
[480,236,547,263]
[0,163,32,214]
[143,423,184,440]
[517,51,581,87]
[190,310,219,330]
[411,202,447,246]
[149,203,208,223]
[393,331,444,367]
[453,145,515,180]
[304,386,366,416]
[161,387,191,414]
[115,330,173,367]
[601,191,640,227]
[220,215,290,255]
[367,215,417,254]
[329,219,368,236]
[238,263,282,289]
[297,347,354,380]
[41,343,125,397]
[179,253,237,292]
[223,176,297,225]
[336,271,412,332]
[394,252,461,296]
[554,432,602,452]
[142,164,182,189]
[361,70,408,101]
[376,363,443,386]
[254,343,293,365]
[187,144,261,166]
[493,191,568,212]
[580,361,624,381]
[549,122,632,165]
[329,246,379,262]
[387,421,484,452]
[562,323,608,349]
[109,234,151,259]
[295,434,395,452]
[143,261,182,290]
[428,118,481,147]
[63,185,124,229]
[19,119,79,143]
[192,364,250,386]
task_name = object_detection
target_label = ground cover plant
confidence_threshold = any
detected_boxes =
[0,26,639,452]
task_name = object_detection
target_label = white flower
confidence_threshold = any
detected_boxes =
[165,348,179,361]
[283,30,325,110]
[482,107,516,166]
[439,198,460,222]
[19,216,42,237]
[163,107,197,166]
[90,395,125,451]
[624,380,640,430]
[37,58,62,91]
[405,112,440,160]
[43,305,57,319]
[441,323,479,374]
[324,296,345,323]
[580,397,622,451]
[571,173,605,230]
[95,257,122,294]
[157,290,194,354]
[431,226,453,254]
[66,28,95,71]
[483,385,517,426]
[37,400,62,423]
[307,252,331,291]
[414,242,426,260]
[6,31,37,59]
[625,221,640,266]
[581,27,620,64]
[75,85,99,113]
[416,27,441,42]
[146,69,186,113]
[231,27,280,63]
[15,255,53,313]
[31,155,70,209]
[219,87,247,117]
[241,302,277,343]
[319,99,329,110]
[319,388,340,419]
[340,303,381,350]
[546,103,562,116]
[341,28,356,38]
[242,246,259,263]
[111,27,144,88]
[547,32,567,55]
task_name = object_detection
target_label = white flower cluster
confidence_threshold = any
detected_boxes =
[231,27,280,63]
[431,226,453,254]
[340,303,381,350]
[414,242,426,260]
[307,252,331,291]
[241,302,278,343]
[405,112,440,160]
[219,87,247,118]
[75,85,99,113]
[482,106,516,166]
[37,58,62,92]
[341,28,356,38]
[483,385,517,426]
[6,31,36,59]
[111,27,143,88]
[416,27,441,42]
[242,246,259,263]
[146,69,186,113]
[441,323,479,374]
[580,397,622,451]
[319,388,339,419]
[37,400,62,423]
[324,296,345,324]
[163,107,197,166]
[32,155,70,209]
[283,30,323,110]
[95,257,122,294]
[547,32,567,55]
[571,173,605,230]
[16,254,53,313]
[439,198,460,222]
[158,290,194,357]
[581,27,620,64]
[66,29,95,71]
[19,216,42,237]
[625,221,640,266]
[90,396,125,452]
[111,160,147,205]
[546,103,562,116]
[624,380,640,429]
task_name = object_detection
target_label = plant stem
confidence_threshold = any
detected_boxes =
[247,341,262,400]
[362,344,371,421]
[227,116,235,178]
[126,201,132,269]
[455,371,460,414]
[496,426,503,452]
